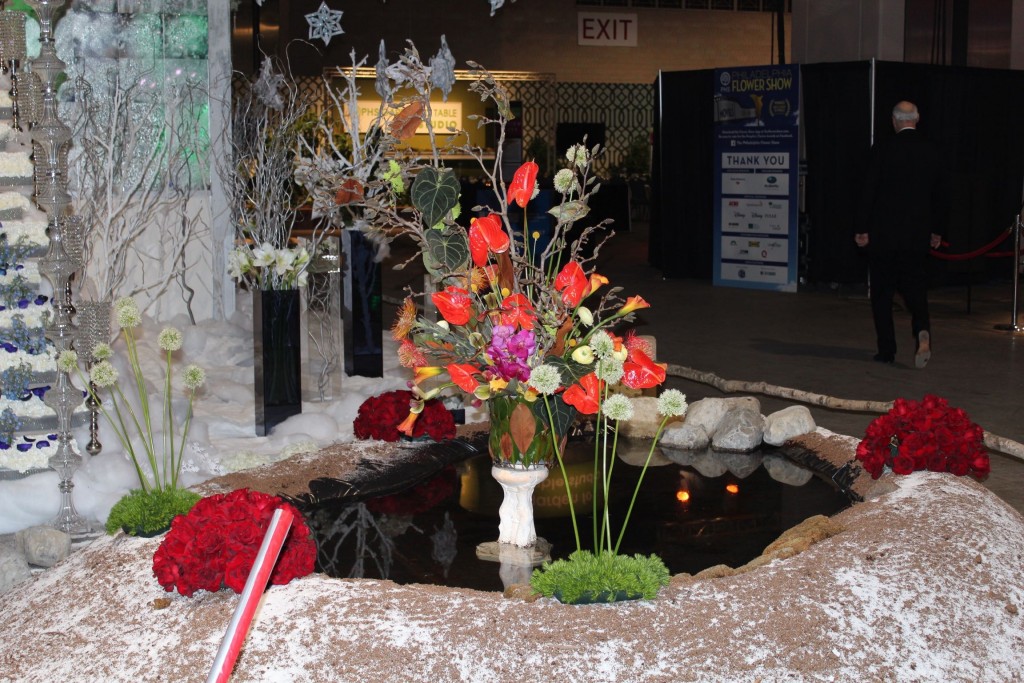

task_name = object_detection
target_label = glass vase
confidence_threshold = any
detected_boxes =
[253,288,302,436]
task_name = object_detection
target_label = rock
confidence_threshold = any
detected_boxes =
[762,454,814,485]
[711,406,764,452]
[619,396,676,440]
[15,526,71,568]
[0,546,32,595]
[693,564,735,579]
[762,514,844,558]
[864,478,900,501]
[690,451,728,478]
[680,398,731,436]
[763,405,816,446]
[660,423,710,452]
[503,584,542,603]
[719,451,763,479]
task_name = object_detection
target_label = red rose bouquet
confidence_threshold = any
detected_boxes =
[352,390,455,442]
[152,488,317,597]
[856,394,990,479]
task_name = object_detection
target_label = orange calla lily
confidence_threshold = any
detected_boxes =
[621,348,667,390]
[498,293,536,330]
[618,295,651,315]
[563,372,603,415]
[447,363,480,393]
[431,286,474,326]
[414,365,444,385]
[554,261,588,307]
[508,161,539,208]
[468,214,510,267]
[396,411,419,436]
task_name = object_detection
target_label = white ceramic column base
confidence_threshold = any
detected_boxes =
[491,464,548,547]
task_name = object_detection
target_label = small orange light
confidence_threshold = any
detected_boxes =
[676,490,690,503]
[725,483,739,495]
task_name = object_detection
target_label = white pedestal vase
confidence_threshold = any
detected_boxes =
[491,464,548,548]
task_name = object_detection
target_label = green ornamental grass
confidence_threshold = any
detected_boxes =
[530,551,671,604]
[104,487,201,536]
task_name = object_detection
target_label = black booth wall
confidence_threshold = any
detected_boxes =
[654,61,1024,285]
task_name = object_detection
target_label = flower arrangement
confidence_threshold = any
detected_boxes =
[352,389,455,442]
[227,242,312,291]
[152,488,317,597]
[856,394,990,479]
[59,297,205,494]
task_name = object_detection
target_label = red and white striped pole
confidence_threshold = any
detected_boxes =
[206,507,294,683]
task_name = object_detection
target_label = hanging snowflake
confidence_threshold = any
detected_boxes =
[429,35,456,102]
[374,40,390,99]
[489,0,516,16]
[253,57,286,110]
[305,2,344,46]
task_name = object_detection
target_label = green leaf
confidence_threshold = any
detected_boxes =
[548,200,590,224]
[423,225,469,274]
[533,390,577,437]
[546,355,592,386]
[411,167,461,228]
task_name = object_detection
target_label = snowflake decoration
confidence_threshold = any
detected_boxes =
[429,35,456,102]
[305,2,344,46]
[253,57,286,111]
[374,40,390,100]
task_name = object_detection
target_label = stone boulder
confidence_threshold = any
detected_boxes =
[711,406,764,452]
[619,396,681,440]
[719,451,763,479]
[15,526,71,568]
[763,405,816,446]
[0,545,32,596]
[660,423,710,452]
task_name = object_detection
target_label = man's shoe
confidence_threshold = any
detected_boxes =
[915,331,931,369]
[873,353,894,364]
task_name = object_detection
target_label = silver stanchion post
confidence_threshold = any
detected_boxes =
[995,211,1023,332]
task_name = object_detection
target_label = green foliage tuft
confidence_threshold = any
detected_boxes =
[530,550,671,604]
[105,487,201,536]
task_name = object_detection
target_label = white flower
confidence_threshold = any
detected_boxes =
[57,349,78,373]
[553,168,579,195]
[90,360,119,387]
[588,330,614,359]
[182,364,205,391]
[274,247,297,276]
[657,389,688,418]
[116,302,141,329]
[602,394,634,422]
[252,242,276,267]
[228,249,250,279]
[296,270,309,288]
[92,343,113,361]
[595,357,624,384]
[565,144,588,169]
[158,327,183,352]
[527,364,563,395]
[577,306,594,327]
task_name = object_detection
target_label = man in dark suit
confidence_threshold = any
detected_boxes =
[855,101,948,368]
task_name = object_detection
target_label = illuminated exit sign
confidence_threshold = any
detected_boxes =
[577,12,638,47]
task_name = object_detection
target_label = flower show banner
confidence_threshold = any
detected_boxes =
[712,65,799,292]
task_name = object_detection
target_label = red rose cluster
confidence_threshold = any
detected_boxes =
[856,394,990,479]
[152,488,317,597]
[352,390,455,442]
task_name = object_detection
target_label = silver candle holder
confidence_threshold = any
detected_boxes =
[74,299,111,456]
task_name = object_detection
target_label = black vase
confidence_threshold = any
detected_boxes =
[254,289,302,436]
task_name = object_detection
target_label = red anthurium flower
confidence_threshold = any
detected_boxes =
[508,161,539,208]
[468,214,510,267]
[618,295,651,315]
[498,293,536,330]
[563,372,602,415]
[447,363,480,393]
[621,348,667,390]
[431,286,474,326]
[554,261,588,307]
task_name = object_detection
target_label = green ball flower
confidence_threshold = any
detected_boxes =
[182,364,205,391]
[527,364,563,396]
[158,327,183,352]
[92,343,113,361]
[90,360,119,388]
[602,394,634,422]
[657,389,688,418]
[57,349,78,373]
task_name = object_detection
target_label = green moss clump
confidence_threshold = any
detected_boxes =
[530,550,671,604]
[105,488,202,536]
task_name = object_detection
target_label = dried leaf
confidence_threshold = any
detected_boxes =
[548,318,575,358]
[496,251,514,293]
[499,432,514,460]
[334,178,365,205]
[510,402,537,455]
[391,101,424,140]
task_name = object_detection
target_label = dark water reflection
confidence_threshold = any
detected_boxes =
[307,442,851,592]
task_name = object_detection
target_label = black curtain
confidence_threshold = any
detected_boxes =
[874,61,1024,283]
[651,69,715,279]
[800,61,873,284]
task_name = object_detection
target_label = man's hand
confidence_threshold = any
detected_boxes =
[930,233,942,249]
[854,233,869,247]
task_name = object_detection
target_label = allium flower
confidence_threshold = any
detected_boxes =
[92,343,113,361]
[588,330,614,359]
[116,300,141,329]
[158,327,183,352]
[657,389,688,417]
[182,364,205,391]
[90,360,119,387]
[528,364,563,395]
[603,394,634,422]
[595,357,624,384]
[553,168,579,194]
[57,349,78,373]
[565,143,588,169]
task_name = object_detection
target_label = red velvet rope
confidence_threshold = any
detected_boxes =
[930,227,1014,261]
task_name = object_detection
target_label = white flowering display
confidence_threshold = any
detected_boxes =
[58,296,205,492]
[228,243,311,291]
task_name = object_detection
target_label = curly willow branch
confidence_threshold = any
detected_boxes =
[664,363,1024,462]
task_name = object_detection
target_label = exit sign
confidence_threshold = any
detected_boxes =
[577,12,638,47]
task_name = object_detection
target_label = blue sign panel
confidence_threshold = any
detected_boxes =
[712,65,800,292]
